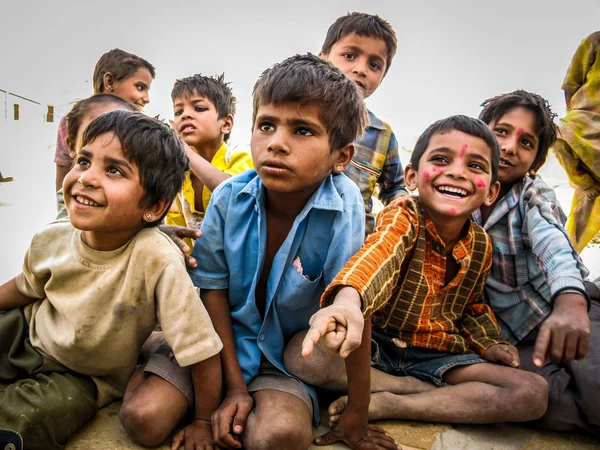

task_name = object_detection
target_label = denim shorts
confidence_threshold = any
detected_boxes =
[371,330,485,386]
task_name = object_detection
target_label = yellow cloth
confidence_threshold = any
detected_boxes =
[166,142,254,248]
[16,221,222,407]
[552,31,600,252]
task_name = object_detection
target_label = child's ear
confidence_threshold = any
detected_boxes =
[332,143,354,173]
[404,164,418,192]
[318,51,328,61]
[143,198,171,224]
[220,114,234,136]
[483,181,501,206]
[103,72,115,92]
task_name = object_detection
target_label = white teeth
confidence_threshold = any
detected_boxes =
[76,195,99,206]
[437,186,468,196]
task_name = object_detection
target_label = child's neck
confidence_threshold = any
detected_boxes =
[424,209,470,251]
[81,226,144,251]
[191,137,224,162]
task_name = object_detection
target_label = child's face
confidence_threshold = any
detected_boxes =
[321,32,388,99]
[488,107,540,187]
[251,102,351,199]
[70,102,133,158]
[173,92,232,150]
[110,68,153,110]
[63,132,149,250]
[405,130,499,221]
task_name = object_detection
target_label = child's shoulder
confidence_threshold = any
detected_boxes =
[520,175,565,214]
[30,219,75,246]
[331,173,364,207]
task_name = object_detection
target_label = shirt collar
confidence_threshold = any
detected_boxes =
[421,204,475,263]
[480,178,524,230]
[367,109,386,131]
[236,170,346,213]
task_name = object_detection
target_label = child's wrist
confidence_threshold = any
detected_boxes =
[333,286,362,310]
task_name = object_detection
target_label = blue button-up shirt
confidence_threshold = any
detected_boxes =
[189,170,365,419]
[472,175,589,344]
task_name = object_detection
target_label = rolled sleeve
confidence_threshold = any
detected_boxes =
[377,131,407,205]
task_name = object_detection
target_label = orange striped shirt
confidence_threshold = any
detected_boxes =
[321,196,507,356]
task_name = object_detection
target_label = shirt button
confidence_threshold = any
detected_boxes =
[259,334,265,341]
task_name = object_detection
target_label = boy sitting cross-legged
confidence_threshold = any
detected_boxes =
[291,115,549,428]
[320,12,407,235]
[0,111,222,450]
[185,54,398,450]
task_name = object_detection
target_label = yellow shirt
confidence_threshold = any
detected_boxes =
[166,142,253,246]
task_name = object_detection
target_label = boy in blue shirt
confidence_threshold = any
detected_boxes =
[320,12,407,234]
[188,54,398,450]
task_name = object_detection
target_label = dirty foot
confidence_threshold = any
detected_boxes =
[328,392,399,425]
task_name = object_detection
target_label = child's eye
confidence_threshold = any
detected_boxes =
[76,156,90,167]
[342,53,355,60]
[107,166,124,176]
[521,138,533,148]
[430,155,448,164]
[493,128,507,136]
[369,61,382,71]
[296,127,314,136]
[195,106,208,112]
[174,110,182,117]
[468,162,486,171]
[136,84,145,91]
[259,122,275,132]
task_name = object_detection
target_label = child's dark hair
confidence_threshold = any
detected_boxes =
[92,49,156,94]
[321,12,397,75]
[66,94,136,151]
[252,53,368,151]
[81,110,188,226]
[479,90,557,171]
[171,73,236,142]
[411,115,500,183]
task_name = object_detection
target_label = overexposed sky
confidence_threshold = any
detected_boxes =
[1,0,599,150]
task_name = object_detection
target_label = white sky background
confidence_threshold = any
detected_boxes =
[1,0,599,281]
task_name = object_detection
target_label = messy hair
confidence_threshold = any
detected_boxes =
[92,49,156,94]
[479,90,557,171]
[411,115,500,183]
[81,110,188,226]
[171,73,236,142]
[66,94,136,151]
[321,11,397,75]
[252,53,368,151]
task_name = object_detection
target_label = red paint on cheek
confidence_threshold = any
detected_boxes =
[476,177,486,188]
[422,171,430,180]
[431,167,442,173]
[449,207,457,215]
[460,144,468,158]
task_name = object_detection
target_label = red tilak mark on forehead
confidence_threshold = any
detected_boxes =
[516,128,524,138]
[460,144,468,157]
[423,171,430,180]
[449,207,457,215]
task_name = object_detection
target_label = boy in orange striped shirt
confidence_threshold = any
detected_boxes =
[287,115,549,428]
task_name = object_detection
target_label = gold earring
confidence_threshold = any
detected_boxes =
[336,165,344,172]
[145,212,153,221]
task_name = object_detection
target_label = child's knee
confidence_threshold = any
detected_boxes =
[244,418,312,450]
[119,398,170,446]
[510,372,549,420]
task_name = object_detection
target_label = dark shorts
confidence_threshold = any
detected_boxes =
[371,330,485,386]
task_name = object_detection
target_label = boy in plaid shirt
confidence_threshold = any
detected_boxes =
[288,115,548,430]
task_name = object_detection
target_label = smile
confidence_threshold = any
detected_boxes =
[181,125,196,133]
[499,157,513,167]
[436,186,468,198]
[74,195,101,207]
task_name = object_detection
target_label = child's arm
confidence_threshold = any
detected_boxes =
[170,353,222,450]
[185,144,232,192]
[314,319,398,450]
[202,288,253,450]
[0,277,38,311]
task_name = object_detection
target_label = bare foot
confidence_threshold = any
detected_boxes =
[329,392,399,424]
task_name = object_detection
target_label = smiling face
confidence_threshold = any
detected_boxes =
[321,32,387,99]
[173,92,232,151]
[406,129,500,223]
[251,102,352,203]
[109,68,153,110]
[63,132,151,250]
[488,107,540,191]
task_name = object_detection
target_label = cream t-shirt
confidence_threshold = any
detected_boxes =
[16,220,222,407]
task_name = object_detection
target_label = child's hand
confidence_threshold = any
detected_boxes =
[159,225,202,268]
[171,418,216,450]
[533,293,590,366]
[302,287,364,359]
[211,388,253,449]
[484,344,520,368]
[314,408,399,449]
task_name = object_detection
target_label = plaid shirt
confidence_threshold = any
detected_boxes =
[472,175,589,344]
[344,110,407,235]
[322,196,507,356]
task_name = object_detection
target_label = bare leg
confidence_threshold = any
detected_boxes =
[329,362,548,424]
[284,331,435,394]
[241,389,313,450]
[119,365,189,447]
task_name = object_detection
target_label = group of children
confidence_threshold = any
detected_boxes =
[0,11,598,450]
